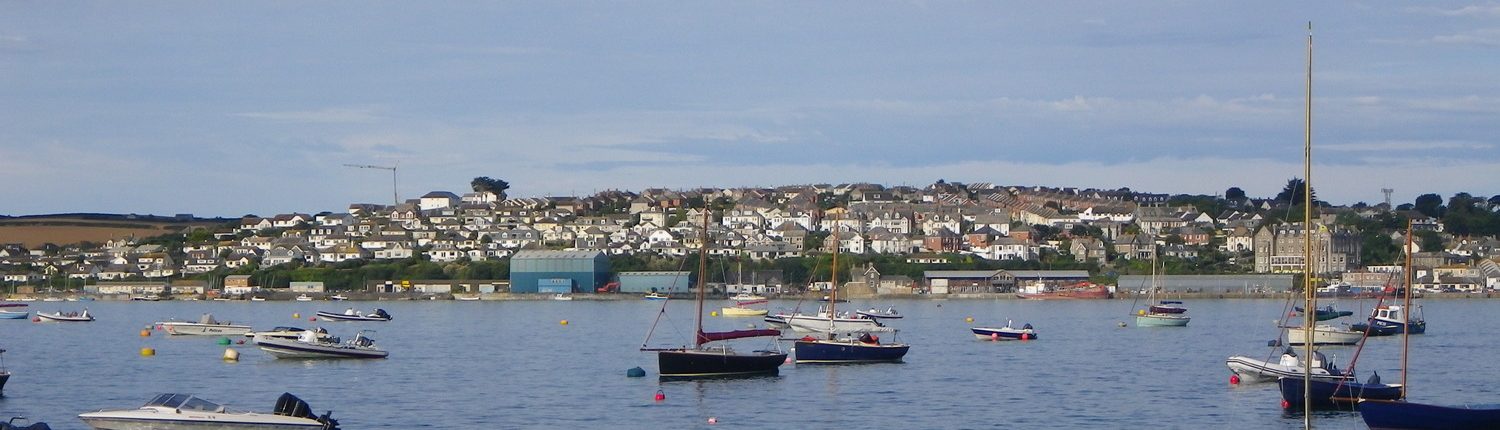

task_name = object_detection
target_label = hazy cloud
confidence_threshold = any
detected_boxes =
[235,107,385,124]
[1321,140,1496,152]
[1429,28,1500,47]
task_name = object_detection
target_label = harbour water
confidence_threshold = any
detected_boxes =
[0,298,1490,429]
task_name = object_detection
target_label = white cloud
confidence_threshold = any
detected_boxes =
[1429,28,1500,47]
[1408,4,1500,17]
[1321,140,1496,152]
[235,107,385,123]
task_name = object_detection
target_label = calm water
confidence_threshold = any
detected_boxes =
[0,298,1491,429]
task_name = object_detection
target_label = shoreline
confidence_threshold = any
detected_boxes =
[6,291,1490,302]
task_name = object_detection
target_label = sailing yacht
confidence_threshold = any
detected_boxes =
[642,210,785,378]
[1134,254,1188,327]
[793,222,909,364]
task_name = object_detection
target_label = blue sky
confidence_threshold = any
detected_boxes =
[3,2,1498,216]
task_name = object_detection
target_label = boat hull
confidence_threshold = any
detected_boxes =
[1358,399,1500,429]
[1278,376,1403,409]
[79,416,325,430]
[793,339,908,363]
[313,311,390,322]
[720,307,767,317]
[971,327,1037,341]
[1351,319,1427,337]
[1135,314,1189,327]
[160,323,252,336]
[657,349,785,378]
[253,338,387,359]
[785,315,891,333]
[0,311,28,319]
[1285,325,1363,345]
[36,312,93,322]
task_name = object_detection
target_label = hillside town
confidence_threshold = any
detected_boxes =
[3,181,1498,298]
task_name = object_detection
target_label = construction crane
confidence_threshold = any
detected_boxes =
[344,163,399,205]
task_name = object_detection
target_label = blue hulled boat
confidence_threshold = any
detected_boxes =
[1278,373,1403,410]
[794,333,909,364]
[971,322,1037,341]
[1359,399,1500,429]
[1350,305,1425,336]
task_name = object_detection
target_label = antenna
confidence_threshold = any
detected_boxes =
[344,163,399,205]
[1382,188,1394,207]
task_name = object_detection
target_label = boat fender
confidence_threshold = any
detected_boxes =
[1229,374,1240,385]
[1020,333,1030,341]
[990,333,999,341]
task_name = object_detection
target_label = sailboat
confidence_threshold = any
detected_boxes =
[1134,253,1188,327]
[1277,25,1402,414]
[641,210,786,378]
[792,225,909,364]
[1357,222,1500,428]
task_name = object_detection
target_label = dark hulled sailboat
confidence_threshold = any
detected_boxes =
[643,210,786,378]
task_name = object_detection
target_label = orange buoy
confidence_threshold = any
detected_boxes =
[1230,374,1241,385]
[990,333,998,341]
[1020,333,1031,340]
[31,317,39,322]
[654,390,665,402]
[140,329,151,337]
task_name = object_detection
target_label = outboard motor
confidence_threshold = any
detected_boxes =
[1,417,52,430]
[373,309,391,320]
[1367,370,1381,385]
[274,393,316,419]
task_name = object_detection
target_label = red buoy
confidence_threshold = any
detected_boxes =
[654,390,665,402]
[1281,399,1291,409]
[309,317,317,321]
[1230,374,1241,385]
[990,333,998,341]
[1020,333,1031,341]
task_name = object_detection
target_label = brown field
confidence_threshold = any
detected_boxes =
[0,218,216,247]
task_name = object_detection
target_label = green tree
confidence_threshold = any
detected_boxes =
[1414,193,1444,218]
[1274,178,1316,205]
[470,177,510,199]
[1225,187,1247,201]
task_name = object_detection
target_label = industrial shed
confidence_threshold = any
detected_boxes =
[509,250,611,293]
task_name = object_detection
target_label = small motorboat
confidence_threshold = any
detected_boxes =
[0,310,27,320]
[249,296,267,302]
[314,308,392,322]
[35,309,93,322]
[972,321,1038,341]
[643,292,669,300]
[763,312,790,329]
[40,297,62,302]
[157,313,252,336]
[728,292,765,301]
[254,330,388,359]
[1351,304,1427,336]
[328,294,349,301]
[855,307,902,319]
[294,294,314,302]
[244,327,333,341]
[1226,347,1352,383]
[818,295,849,303]
[1295,305,1354,321]
[79,392,339,429]
[551,293,573,301]
[455,296,481,301]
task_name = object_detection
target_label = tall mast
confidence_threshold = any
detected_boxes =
[828,214,840,337]
[694,208,710,348]
[1401,218,1414,398]
[1302,21,1316,426]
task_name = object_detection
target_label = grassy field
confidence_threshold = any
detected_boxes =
[0,216,221,247]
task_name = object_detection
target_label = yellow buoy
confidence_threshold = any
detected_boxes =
[710,311,718,317]
[964,317,974,323]
[292,313,300,319]
[140,329,151,337]
[140,347,155,357]
[1137,309,1146,316]
[560,320,569,325]
[223,348,240,361]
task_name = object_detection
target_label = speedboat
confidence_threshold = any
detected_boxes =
[36,309,93,322]
[244,327,332,341]
[643,293,668,300]
[157,313,252,336]
[551,293,573,301]
[328,295,349,301]
[1226,347,1353,383]
[294,294,313,302]
[79,392,339,429]
[855,307,902,319]
[972,321,1038,341]
[728,292,765,301]
[253,330,388,359]
[314,308,391,322]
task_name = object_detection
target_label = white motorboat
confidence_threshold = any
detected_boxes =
[728,292,765,301]
[36,309,93,322]
[79,392,339,429]
[455,296,481,301]
[328,295,348,301]
[784,308,893,334]
[1285,324,1364,345]
[855,307,902,319]
[244,327,332,341]
[157,313,252,336]
[551,293,573,301]
[253,330,388,359]
[314,308,391,322]
[972,321,1038,341]
[294,294,313,302]
[249,296,267,302]
[1226,348,1353,383]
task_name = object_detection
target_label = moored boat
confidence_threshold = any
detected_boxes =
[294,294,313,302]
[1350,304,1426,336]
[728,292,765,301]
[314,308,391,322]
[720,300,768,317]
[551,293,573,301]
[1279,373,1402,409]
[36,309,93,322]
[1295,305,1353,321]
[1015,281,1112,300]
[78,392,339,429]
[1359,399,1500,429]
[254,330,388,359]
[643,292,669,300]
[0,310,27,320]
[1285,324,1363,345]
[1226,348,1351,384]
[158,313,252,336]
[855,307,902,319]
[244,327,332,341]
[328,294,349,301]
[971,321,1038,341]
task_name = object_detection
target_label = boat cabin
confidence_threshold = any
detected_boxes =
[1373,306,1403,321]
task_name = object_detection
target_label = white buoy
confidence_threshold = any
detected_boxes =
[223,348,240,361]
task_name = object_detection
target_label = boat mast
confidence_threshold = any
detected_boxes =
[828,214,840,338]
[1301,21,1316,426]
[1400,218,1414,398]
[694,208,710,349]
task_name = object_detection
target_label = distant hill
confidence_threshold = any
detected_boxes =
[0,213,234,248]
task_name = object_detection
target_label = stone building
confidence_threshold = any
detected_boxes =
[1253,222,1361,275]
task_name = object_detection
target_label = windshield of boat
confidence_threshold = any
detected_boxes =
[145,394,223,412]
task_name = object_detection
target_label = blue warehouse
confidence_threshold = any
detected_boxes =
[509,250,611,293]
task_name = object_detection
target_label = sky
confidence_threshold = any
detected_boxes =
[3,2,1499,217]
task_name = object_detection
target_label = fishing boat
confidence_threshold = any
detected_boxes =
[1350,304,1426,337]
[1133,256,1188,327]
[253,329,388,359]
[1015,281,1113,300]
[35,309,93,322]
[1226,347,1351,384]
[793,233,909,364]
[78,392,340,429]
[314,308,392,322]
[294,294,314,302]
[1279,26,1403,415]
[157,313,253,336]
[641,210,785,378]
[643,292,669,300]
[971,321,1038,341]
[720,299,769,317]
[1295,305,1353,321]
